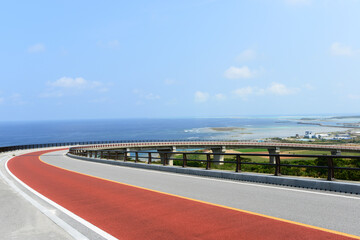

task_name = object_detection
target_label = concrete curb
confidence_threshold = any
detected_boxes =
[66,153,360,195]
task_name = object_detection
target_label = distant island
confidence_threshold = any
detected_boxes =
[300,115,360,121]
[329,115,360,119]
[297,115,360,129]
[210,127,246,132]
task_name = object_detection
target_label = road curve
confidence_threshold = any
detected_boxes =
[8,149,360,240]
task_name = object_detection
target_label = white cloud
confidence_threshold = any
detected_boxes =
[0,93,27,104]
[41,77,106,98]
[233,83,298,100]
[215,93,226,101]
[348,94,360,100]
[108,40,120,48]
[145,93,160,100]
[89,97,110,103]
[194,91,209,103]
[39,91,64,98]
[98,87,109,93]
[236,49,256,62]
[98,40,120,49]
[10,93,26,105]
[48,77,101,89]
[133,89,141,94]
[233,86,266,99]
[133,89,160,101]
[60,48,69,56]
[304,83,315,90]
[165,98,178,106]
[224,66,255,79]
[330,42,355,56]
[164,79,177,85]
[268,82,299,95]
[284,0,311,6]
[28,43,45,53]
[233,87,254,100]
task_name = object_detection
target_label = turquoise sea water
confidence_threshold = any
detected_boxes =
[0,117,356,147]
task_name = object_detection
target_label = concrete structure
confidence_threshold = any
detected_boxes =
[116,148,130,160]
[331,149,342,156]
[72,141,360,164]
[211,146,226,165]
[268,147,280,164]
[157,146,176,166]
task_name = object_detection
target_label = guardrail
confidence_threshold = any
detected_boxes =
[0,141,102,153]
[68,148,360,181]
[2,140,360,182]
[0,139,253,153]
[69,141,360,152]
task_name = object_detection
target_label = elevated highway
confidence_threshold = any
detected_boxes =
[76,141,360,152]
[3,148,360,239]
[71,141,360,164]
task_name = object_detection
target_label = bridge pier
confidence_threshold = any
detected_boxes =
[331,150,341,156]
[117,148,131,160]
[211,146,226,165]
[268,147,280,164]
[158,147,176,166]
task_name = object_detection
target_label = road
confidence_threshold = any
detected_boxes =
[7,149,360,239]
[0,150,74,240]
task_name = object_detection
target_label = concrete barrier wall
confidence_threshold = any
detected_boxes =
[67,153,360,195]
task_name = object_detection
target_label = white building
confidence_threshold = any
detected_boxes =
[315,133,330,139]
[304,131,314,138]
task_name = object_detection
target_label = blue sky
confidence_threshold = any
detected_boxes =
[0,0,359,121]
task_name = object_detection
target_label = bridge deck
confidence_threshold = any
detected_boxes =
[79,141,360,152]
[6,149,360,239]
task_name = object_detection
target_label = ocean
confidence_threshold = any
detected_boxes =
[0,117,356,147]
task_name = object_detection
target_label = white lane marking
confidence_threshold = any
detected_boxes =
[51,151,360,201]
[5,155,118,240]
[0,155,88,240]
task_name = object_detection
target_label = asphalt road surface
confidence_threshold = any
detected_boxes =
[7,149,360,239]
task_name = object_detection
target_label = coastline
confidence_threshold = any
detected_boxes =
[1,116,360,147]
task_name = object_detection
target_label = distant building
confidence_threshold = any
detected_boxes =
[303,131,352,140]
[334,133,352,140]
[304,131,314,138]
[298,138,314,142]
[315,133,330,139]
[336,133,351,138]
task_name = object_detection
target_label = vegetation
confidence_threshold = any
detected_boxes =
[102,147,360,181]
[172,151,360,181]
[234,148,267,152]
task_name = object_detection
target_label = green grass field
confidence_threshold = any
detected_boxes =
[171,149,360,181]
[103,148,360,181]
[234,148,267,152]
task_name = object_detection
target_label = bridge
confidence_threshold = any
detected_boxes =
[3,140,360,164]
[1,141,360,239]
[69,140,360,164]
